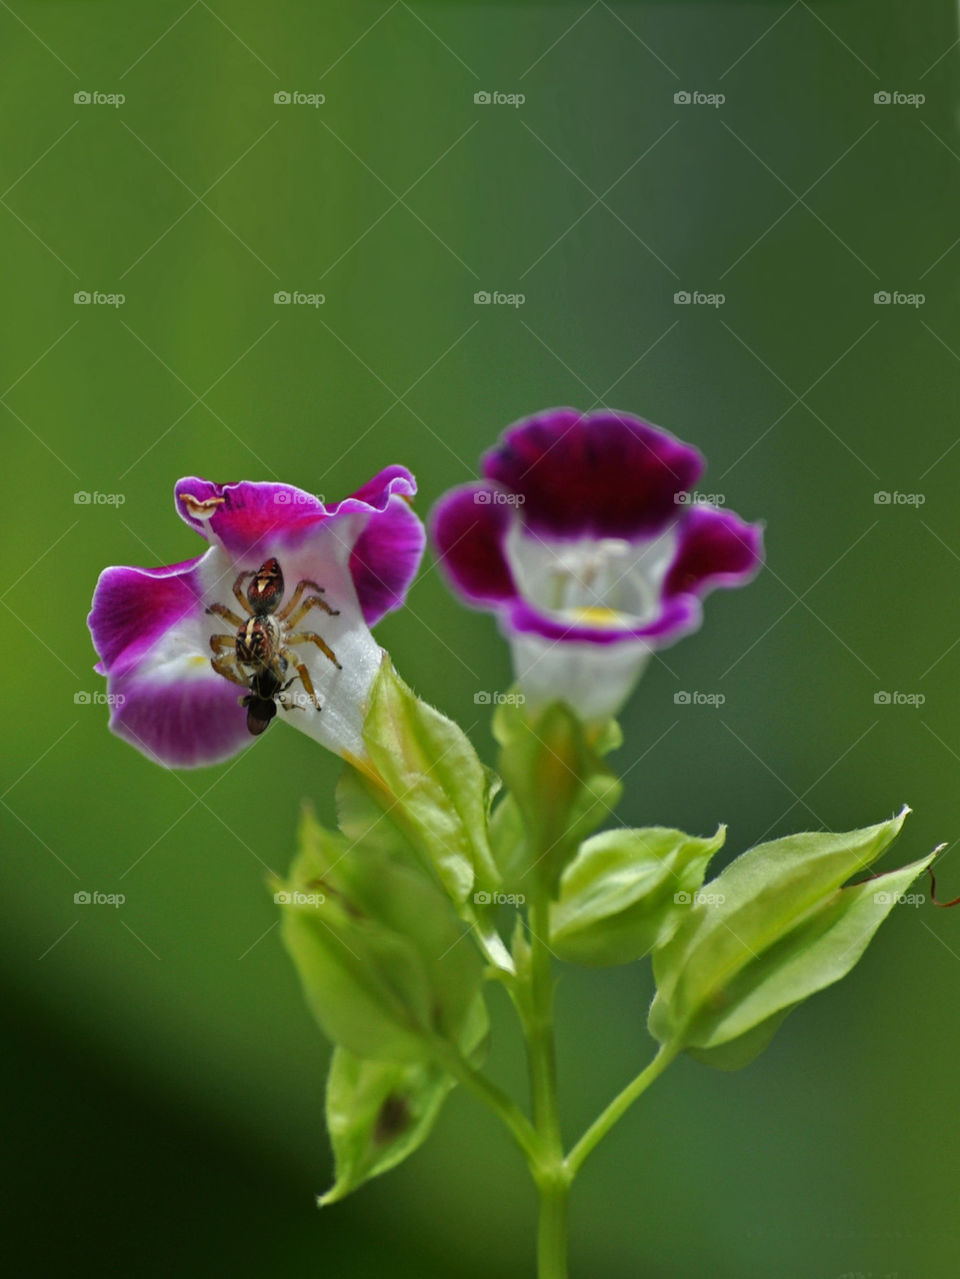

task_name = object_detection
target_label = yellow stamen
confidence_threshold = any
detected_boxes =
[572,606,623,626]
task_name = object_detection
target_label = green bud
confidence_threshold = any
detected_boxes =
[549,825,725,965]
[493,698,622,895]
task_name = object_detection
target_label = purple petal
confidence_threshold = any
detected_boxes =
[89,559,205,675]
[336,466,425,624]
[482,408,704,539]
[89,558,250,768]
[336,464,417,509]
[504,594,703,647]
[349,493,426,626]
[429,483,517,605]
[107,662,252,769]
[664,505,764,600]
[174,469,424,622]
[174,477,327,560]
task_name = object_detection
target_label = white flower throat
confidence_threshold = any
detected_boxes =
[505,525,678,629]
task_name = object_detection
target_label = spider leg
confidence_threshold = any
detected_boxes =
[209,632,238,655]
[284,632,342,670]
[206,601,246,628]
[285,656,322,710]
[275,578,326,621]
[281,594,341,629]
[232,571,256,613]
[210,654,249,689]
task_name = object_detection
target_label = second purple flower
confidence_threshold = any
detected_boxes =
[431,408,763,719]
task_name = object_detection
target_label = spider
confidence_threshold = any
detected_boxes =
[206,557,341,736]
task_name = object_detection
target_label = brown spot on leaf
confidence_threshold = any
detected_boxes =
[374,1094,410,1145]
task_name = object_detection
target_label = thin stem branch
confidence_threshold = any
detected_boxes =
[430,1038,540,1163]
[566,1041,680,1178]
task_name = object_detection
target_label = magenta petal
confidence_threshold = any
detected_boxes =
[505,594,702,647]
[664,505,764,600]
[335,466,425,624]
[107,665,251,768]
[89,559,205,676]
[89,557,251,768]
[350,497,426,626]
[430,483,518,605]
[174,477,327,560]
[339,463,417,509]
[483,408,704,539]
[174,469,424,622]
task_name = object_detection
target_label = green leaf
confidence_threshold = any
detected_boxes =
[320,1052,454,1205]
[362,656,501,903]
[335,765,419,864]
[494,699,622,895]
[278,807,484,1062]
[488,792,528,884]
[549,825,725,966]
[649,808,934,1068]
[685,855,934,1067]
[319,994,489,1204]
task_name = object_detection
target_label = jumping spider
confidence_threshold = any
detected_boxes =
[206,557,341,736]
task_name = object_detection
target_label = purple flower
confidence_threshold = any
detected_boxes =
[431,409,763,719]
[88,469,425,768]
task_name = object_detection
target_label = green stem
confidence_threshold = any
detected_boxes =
[535,1167,569,1279]
[566,1041,679,1178]
[527,900,562,1151]
[431,1038,539,1163]
[526,897,569,1279]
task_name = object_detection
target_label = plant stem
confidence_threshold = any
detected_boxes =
[432,1039,540,1163]
[526,897,569,1279]
[565,1041,679,1178]
[535,1167,569,1279]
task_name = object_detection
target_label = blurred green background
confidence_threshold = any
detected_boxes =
[3,1,959,1274]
